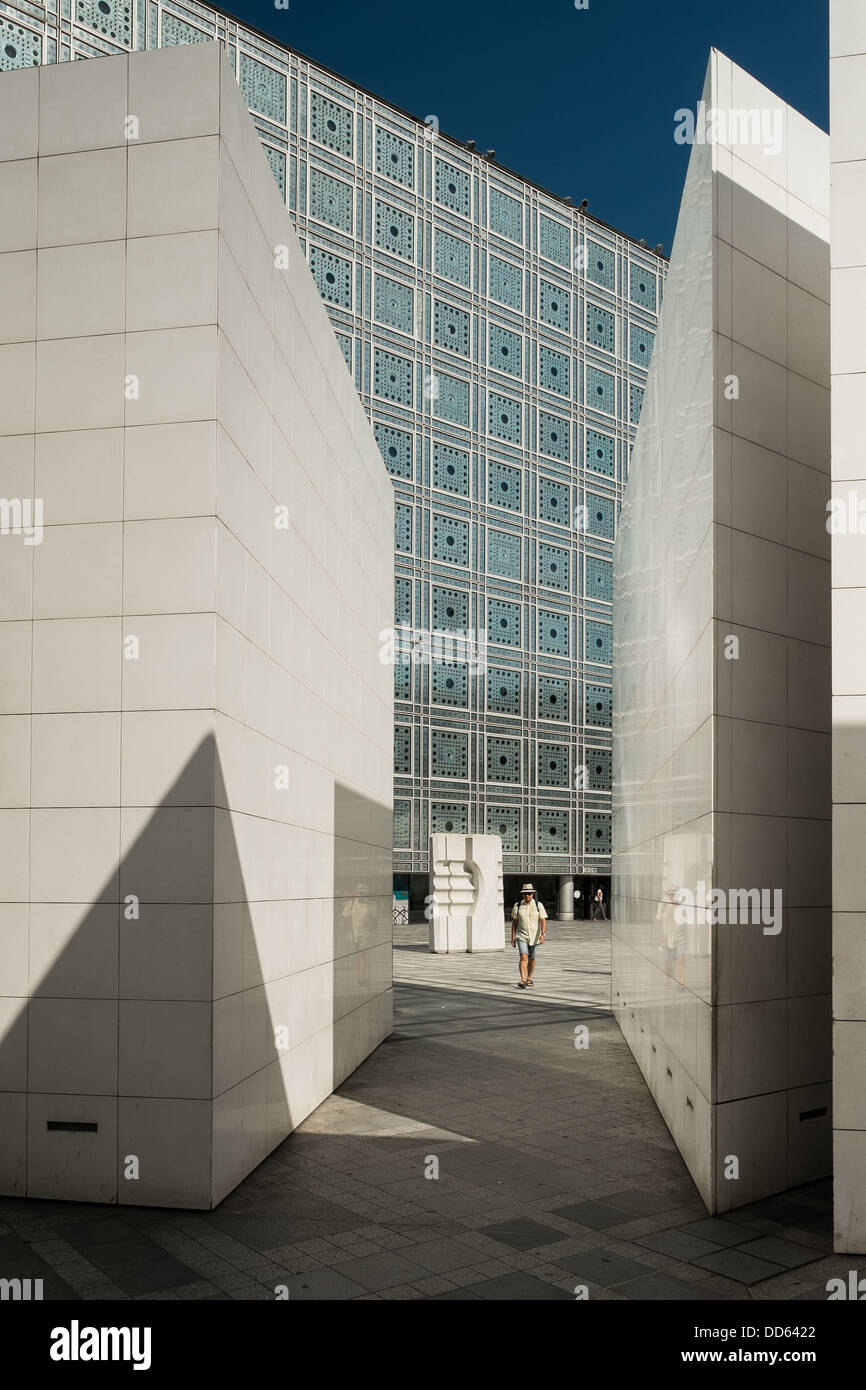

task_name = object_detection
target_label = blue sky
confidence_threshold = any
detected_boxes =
[225,0,829,250]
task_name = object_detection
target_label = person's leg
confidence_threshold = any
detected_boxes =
[517,940,529,984]
[526,945,537,983]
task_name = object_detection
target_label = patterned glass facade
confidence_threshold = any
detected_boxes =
[7,0,665,875]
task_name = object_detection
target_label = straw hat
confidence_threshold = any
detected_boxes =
[520,882,536,895]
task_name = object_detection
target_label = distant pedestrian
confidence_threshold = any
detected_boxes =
[511,882,547,989]
[591,888,608,921]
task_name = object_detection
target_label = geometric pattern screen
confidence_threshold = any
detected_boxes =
[23,0,665,874]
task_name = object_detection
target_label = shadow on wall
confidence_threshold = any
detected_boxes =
[0,739,392,1210]
[333,782,393,1105]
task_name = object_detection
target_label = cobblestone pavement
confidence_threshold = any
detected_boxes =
[0,922,848,1300]
[393,916,611,1007]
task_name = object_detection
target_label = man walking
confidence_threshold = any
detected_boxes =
[511,882,547,989]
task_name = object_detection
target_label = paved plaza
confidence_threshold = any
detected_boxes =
[0,923,848,1301]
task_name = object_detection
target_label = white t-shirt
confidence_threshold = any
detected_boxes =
[511,899,547,945]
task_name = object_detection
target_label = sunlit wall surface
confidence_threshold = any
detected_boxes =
[829,0,866,1253]
[613,51,831,1213]
[0,43,393,1207]
[0,0,664,880]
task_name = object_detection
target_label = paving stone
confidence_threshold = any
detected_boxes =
[552,1200,630,1230]
[676,1218,760,1246]
[173,1281,222,1300]
[331,1251,431,1291]
[449,1164,511,1190]
[438,1144,515,1169]
[603,1189,680,1217]
[402,1237,483,1273]
[60,1218,141,1250]
[488,1173,580,1201]
[734,1196,822,1227]
[638,1230,722,1261]
[329,1240,382,1259]
[461,1272,574,1301]
[478,1218,566,1251]
[751,1271,827,1301]
[690,1247,788,1285]
[409,1275,460,1295]
[734,1237,822,1271]
[211,1213,358,1249]
[465,1258,515,1278]
[274,1267,369,1300]
[0,929,835,1304]
[620,1272,729,1300]
[767,1220,830,1251]
[553,1247,654,1287]
[42,1257,101,1277]
[110,1257,202,1297]
[0,1233,42,1260]
[210,1270,262,1292]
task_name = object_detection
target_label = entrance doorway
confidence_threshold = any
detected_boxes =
[503,875,559,920]
[575,874,611,921]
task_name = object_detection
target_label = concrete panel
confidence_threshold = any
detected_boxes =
[0,43,393,1208]
[831,0,866,1254]
[613,50,831,1214]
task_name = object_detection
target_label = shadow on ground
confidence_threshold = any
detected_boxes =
[0,961,846,1301]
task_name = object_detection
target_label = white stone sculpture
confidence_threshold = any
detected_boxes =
[428,834,504,953]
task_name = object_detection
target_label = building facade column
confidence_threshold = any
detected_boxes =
[557,875,575,921]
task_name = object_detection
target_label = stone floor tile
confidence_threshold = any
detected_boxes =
[554,1247,655,1287]
[734,1236,823,1270]
[690,1248,788,1285]
[462,1272,574,1301]
[408,1275,460,1295]
[0,926,837,1304]
[675,1218,758,1246]
[477,1217,566,1251]
[620,1272,729,1301]
[330,1251,431,1291]
[638,1230,723,1261]
[551,1200,631,1230]
[603,1189,682,1217]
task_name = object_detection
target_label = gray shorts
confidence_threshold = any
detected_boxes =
[516,939,537,958]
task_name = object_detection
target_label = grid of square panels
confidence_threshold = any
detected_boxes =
[24,0,665,872]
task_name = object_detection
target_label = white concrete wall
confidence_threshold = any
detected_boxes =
[207,47,394,1203]
[612,57,716,1203]
[0,42,393,1208]
[613,51,831,1213]
[830,0,866,1253]
[713,55,832,1213]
